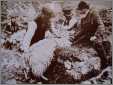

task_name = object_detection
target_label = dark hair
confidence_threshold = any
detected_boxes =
[77,1,89,10]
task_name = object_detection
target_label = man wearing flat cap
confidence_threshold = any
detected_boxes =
[62,6,73,25]
[56,5,78,46]
[73,1,107,69]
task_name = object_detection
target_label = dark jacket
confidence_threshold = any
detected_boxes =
[74,8,105,46]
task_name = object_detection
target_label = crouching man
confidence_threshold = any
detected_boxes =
[73,1,107,69]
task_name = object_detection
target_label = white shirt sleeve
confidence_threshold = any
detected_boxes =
[20,21,37,52]
[68,17,77,29]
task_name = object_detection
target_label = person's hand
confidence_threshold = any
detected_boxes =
[90,36,97,41]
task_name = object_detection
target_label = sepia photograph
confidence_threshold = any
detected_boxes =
[0,0,112,84]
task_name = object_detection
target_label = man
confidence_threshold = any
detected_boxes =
[56,5,78,45]
[62,5,77,31]
[73,1,107,69]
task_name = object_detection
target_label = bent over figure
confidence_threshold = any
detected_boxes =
[73,1,107,69]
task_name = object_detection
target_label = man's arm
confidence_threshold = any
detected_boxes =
[91,9,105,42]
[93,9,105,40]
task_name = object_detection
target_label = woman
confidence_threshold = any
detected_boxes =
[21,3,70,80]
[21,2,79,80]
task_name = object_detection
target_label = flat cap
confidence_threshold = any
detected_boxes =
[77,1,89,10]
[63,5,73,11]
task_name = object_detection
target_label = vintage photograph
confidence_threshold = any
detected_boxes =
[0,0,112,84]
